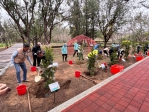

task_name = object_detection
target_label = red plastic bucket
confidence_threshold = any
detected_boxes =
[31,66,36,71]
[75,71,81,78]
[69,60,73,64]
[147,52,149,56]
[136,56,143,61]
[110,64,124,75]
[16,84,27,95]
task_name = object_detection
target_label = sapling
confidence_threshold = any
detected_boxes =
[40,47,56,88]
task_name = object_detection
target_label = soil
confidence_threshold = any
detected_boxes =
[0,47,139,112]
[0,48,6,52]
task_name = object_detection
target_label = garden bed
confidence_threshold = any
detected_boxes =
[0,48,139,112]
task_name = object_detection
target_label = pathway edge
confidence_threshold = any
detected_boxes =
[48,56,149,112]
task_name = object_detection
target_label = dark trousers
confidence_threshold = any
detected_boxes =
[137,49,140,54]
[73,50,78,57]
[103,50,108,56]
[62,54,67,61]
[33,55,41,66]
[144,49,147,55]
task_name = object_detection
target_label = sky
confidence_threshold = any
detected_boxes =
[0,0,149,25]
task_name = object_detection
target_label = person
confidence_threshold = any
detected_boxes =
[143,44,148,55]
[32,42,41,67]
[10,43,32,85]
[61,43,68,62]
[103,47,109,57]
[94,44,100,50]
[137,44,141,54]
[73,42,79,57]
[88,49,98,58]
[118,48,125,60]
[78,44,84,60]
[0,83,11,96]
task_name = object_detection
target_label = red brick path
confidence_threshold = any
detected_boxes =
[62,58,149,112]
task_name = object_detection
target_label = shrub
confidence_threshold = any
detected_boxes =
[109,47,118,65]
[122,40,131,59]
[87,51,96,75]
[40,47,55,88]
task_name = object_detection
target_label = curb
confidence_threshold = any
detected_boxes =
[48,56,149,112]
[0,63,10,76]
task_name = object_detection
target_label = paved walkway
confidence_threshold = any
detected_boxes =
[0,43,23,75]
[59,57,149,112]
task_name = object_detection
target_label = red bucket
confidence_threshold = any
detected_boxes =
[16,84,27,95]
[31,66,36,71]
[110,64,124,75]
[136,56,143,61]
[69,60,73,64]
[75,71,81,78]
[147,52,149,56]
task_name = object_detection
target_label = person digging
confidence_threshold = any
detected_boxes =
[10,43,33,85]
[78,44,84,60]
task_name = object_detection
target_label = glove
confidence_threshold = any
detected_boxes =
[34,53,37,55]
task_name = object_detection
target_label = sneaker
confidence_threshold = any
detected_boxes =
[22,80,30,82]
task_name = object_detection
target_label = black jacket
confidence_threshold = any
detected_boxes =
[32,46,41,55]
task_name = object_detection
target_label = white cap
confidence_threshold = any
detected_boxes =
[37,42,41,45]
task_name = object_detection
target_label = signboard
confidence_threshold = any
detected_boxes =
[122,58,126,62]
[101,64,105,69]
[47,62,58,68]
[49,82,60,92]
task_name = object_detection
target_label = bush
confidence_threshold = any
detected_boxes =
[40,47,55,88]
[109,48,118,65]
[87,51,96,75]
[122,40,131,59]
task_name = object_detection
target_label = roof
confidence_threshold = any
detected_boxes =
[94,38,104,42]
[67,35,96,47]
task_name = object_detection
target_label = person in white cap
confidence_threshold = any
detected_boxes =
[32,42,41,67]
[61,43,68,62]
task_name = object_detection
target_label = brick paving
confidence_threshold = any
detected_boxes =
[62,57,149,112]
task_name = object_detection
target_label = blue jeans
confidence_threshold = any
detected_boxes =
[14,63,27,83]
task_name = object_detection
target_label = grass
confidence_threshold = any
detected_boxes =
[0,43,5,48]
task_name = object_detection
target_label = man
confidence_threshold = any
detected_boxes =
[137,44,141,54]
[73,42,79,57]
[10,43,32,85]
[32,42,41,67]
[61,43,68,62]
[143,44,148,55]
[103,47,109,57]
[118,48,125,60]
[0,83,11,96]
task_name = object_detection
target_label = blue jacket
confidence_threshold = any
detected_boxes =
[94,44,99,50]
[61,46,68,54]
[74,43,79,50]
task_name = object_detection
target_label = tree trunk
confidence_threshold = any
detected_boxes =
[21,36,25,44]
[44,25,48,44]
[104,41,107,48]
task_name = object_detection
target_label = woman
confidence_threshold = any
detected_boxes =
[61,43,68,62]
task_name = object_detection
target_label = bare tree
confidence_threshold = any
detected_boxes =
[38,0,65,44]
[0,0,37,43]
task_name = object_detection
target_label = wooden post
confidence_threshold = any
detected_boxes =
[53,92,55,103]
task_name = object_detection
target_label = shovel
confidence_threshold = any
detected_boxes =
[35,68,41,82]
